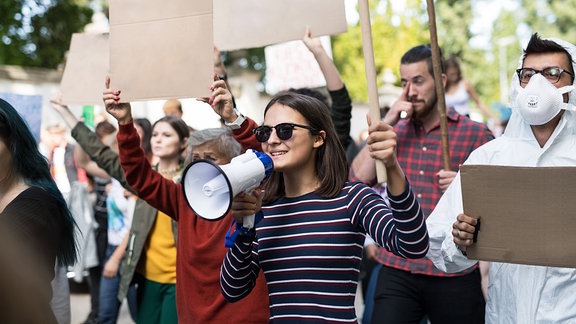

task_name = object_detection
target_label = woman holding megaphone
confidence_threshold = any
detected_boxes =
[217,91,430,323]
[103,77,270,323]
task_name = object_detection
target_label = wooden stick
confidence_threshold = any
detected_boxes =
[359,0,387,183]
[426,0,451,171]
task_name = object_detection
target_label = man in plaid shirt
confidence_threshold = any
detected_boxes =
[350,45,494,323]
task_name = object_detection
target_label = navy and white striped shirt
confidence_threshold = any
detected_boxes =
[221,181,428,323]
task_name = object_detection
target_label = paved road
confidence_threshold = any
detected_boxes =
[70,281,365,323]
[70,281,133,324]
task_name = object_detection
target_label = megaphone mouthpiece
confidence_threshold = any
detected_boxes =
[202,175,227,197]
[182,149,274,222]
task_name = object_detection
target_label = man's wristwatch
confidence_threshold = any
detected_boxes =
[224,108,246,129]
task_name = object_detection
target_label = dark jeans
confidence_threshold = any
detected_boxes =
[98,245,121,324]
[370,266,485,324]
[86,211,108,322]
[86,266,102,321]
[98,245,138,324]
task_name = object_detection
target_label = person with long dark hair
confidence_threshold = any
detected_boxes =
[0,98,77,322]
[218,92,429,322]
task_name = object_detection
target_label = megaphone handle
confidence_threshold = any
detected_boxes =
[243,214,255,230]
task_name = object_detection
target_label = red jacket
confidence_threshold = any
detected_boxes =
[118,121,269,323]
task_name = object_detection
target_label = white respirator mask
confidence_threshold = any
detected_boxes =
[514,73,576,125]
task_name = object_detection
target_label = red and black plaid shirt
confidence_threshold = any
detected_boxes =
[362,109,494,276]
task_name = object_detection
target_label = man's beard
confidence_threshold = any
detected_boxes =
[413,92,437,120]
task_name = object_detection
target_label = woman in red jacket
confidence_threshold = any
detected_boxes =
[103,78,269,323]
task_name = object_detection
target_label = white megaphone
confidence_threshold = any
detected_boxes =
[181,149,273,229]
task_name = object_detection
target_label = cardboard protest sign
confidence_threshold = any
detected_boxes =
[461,164,576,268]
[213,0,347,51]
[60,33,109,106]
[264,38,331,94]
[108,0,213,101]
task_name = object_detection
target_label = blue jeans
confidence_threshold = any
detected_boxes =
[99,244,138,324]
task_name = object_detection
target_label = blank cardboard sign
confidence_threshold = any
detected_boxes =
[213,0,347,51]
[461,164,576,268]
[108,0,213,101]
[107,0,346,101]
[60,33,109,106]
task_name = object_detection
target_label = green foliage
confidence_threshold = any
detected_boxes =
[0,0,93,68]
[332,0,428,102]
[522,0,576,41]
[331,0,498,106]
[549,0,576,42]
[435,0,472,57]
[331,0,576,117]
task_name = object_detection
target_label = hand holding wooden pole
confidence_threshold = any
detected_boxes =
[359,0,387,183]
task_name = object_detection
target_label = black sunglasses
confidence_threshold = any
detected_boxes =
[253,123,317,142]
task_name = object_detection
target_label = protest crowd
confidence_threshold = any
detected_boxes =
[2,3,576,324]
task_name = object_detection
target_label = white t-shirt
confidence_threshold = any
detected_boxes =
[106,179,134,246]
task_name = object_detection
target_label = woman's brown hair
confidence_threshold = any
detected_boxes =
[262,92,348,204]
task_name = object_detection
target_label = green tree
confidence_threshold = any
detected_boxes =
[489,8,522,104]
[549,0,576,41]
[332,0,428,102]
[521,0,576,41]
[436,0,473,57]
[0,0,93,68]
[435,0,509,119]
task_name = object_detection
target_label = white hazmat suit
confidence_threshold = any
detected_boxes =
[426,37,576,323]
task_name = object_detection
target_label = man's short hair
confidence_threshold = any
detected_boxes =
[95,120,117,141]
[401,45,445,77]
[524,33,575,77]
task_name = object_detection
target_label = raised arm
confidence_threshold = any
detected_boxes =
[351,118,428,257]
[365,121,405,194]
[302,26,343,91]
[201,76,261,152]
[49,98,81,129]
[103,77,182,219]
[349,116,404,186]
[51,98,130,189]
[350,80,417,184]
[103,76,132,126]
[303,27,355,154]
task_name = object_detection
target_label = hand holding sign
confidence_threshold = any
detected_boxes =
[103,76,133,125]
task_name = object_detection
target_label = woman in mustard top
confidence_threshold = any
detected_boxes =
[135,115,188,324]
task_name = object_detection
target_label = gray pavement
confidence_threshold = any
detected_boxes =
[69,281,365,323]
[70,292,133,324]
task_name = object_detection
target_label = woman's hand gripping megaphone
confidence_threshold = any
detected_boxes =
[230,188,264,230]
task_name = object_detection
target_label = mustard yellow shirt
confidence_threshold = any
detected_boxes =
[138,211,177,283]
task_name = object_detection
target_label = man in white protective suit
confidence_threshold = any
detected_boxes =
[425,33,576,323]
